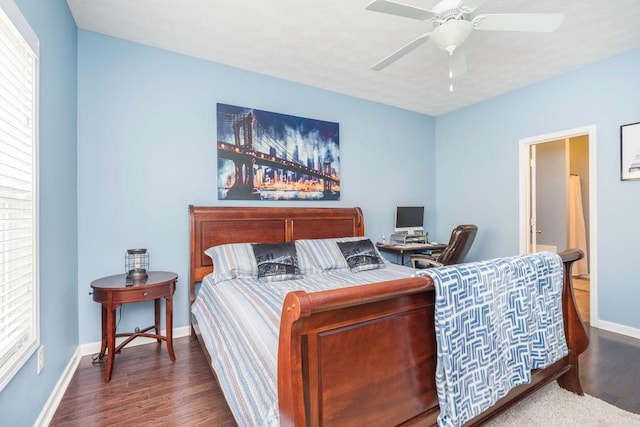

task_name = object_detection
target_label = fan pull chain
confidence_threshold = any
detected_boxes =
[448,50,454,92]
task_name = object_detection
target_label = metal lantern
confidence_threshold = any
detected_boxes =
[125,248,149,280]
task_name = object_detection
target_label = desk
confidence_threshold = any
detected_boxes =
[376,243,447,266]
[90,271,178,382]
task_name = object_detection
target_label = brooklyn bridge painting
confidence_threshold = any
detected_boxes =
[217,103,340,200]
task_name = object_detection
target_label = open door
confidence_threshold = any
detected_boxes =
[532,139,568,253]
[519,126,596,324]
[525,142,566,254]
[528,144,537,252]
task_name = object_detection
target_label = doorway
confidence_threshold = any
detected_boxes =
[519,125,597,324]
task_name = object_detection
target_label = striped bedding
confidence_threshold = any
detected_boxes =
[191,261,416,426]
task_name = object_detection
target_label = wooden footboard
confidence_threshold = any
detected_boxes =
[278,276,438,426]
[277,249,589,426]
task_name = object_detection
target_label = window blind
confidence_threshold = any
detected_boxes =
[0,0,38,392]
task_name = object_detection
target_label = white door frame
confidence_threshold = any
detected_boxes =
[518,124,598,325]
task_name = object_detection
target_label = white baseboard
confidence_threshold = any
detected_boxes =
[34,347,82,427]
[35,326,191,426]
[591,319,640,340]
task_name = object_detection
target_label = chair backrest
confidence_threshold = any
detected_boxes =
[437,224,478,266]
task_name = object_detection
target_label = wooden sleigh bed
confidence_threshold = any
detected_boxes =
[189,205,589,426]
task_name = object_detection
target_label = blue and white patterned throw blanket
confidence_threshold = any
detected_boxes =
[420,252,568,427]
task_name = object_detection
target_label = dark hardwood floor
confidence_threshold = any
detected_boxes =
[50,336,236,426]
[580,326,640,414]
[50,326,640,426]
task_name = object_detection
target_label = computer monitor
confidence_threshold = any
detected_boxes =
[394,206,424,235]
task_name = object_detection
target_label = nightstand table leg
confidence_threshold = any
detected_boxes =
[154,298,161,343]
[105,306,117,382]
[166,294,175,361]
[99,305,107,358]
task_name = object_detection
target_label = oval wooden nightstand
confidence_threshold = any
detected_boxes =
[90,271,178,382]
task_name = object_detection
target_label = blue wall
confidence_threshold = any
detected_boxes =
[0,0,78,425]
[435,49,640,329]
[76,31,436,343]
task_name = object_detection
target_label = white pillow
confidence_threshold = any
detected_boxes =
[295,237,372,274]
[204,243,258,284]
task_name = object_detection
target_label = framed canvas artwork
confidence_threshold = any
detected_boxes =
[216,103,340,200]
[621,121,640,181]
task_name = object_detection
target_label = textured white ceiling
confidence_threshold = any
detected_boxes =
[66,0,640,116]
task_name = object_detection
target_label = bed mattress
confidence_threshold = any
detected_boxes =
[191,262,415,426]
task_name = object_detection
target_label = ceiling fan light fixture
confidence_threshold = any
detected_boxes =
[367,0,564,78]
[430,19,473,51]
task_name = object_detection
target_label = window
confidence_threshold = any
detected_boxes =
[0,0,39,392]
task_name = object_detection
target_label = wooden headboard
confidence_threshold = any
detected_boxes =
[188,206,365,304]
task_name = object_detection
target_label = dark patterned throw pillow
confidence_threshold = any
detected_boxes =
[336,239,385,273]
[252,242,302,282]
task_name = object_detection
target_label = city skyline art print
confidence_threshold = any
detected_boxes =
[216,103,340,201]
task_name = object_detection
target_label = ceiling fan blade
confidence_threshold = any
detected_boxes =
[449,46,467,78]
[365,0,434,20]
[473,13,565,32]
[462,0,487,12]
[371,33,431,71]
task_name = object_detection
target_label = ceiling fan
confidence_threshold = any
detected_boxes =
[367,0,564,83]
